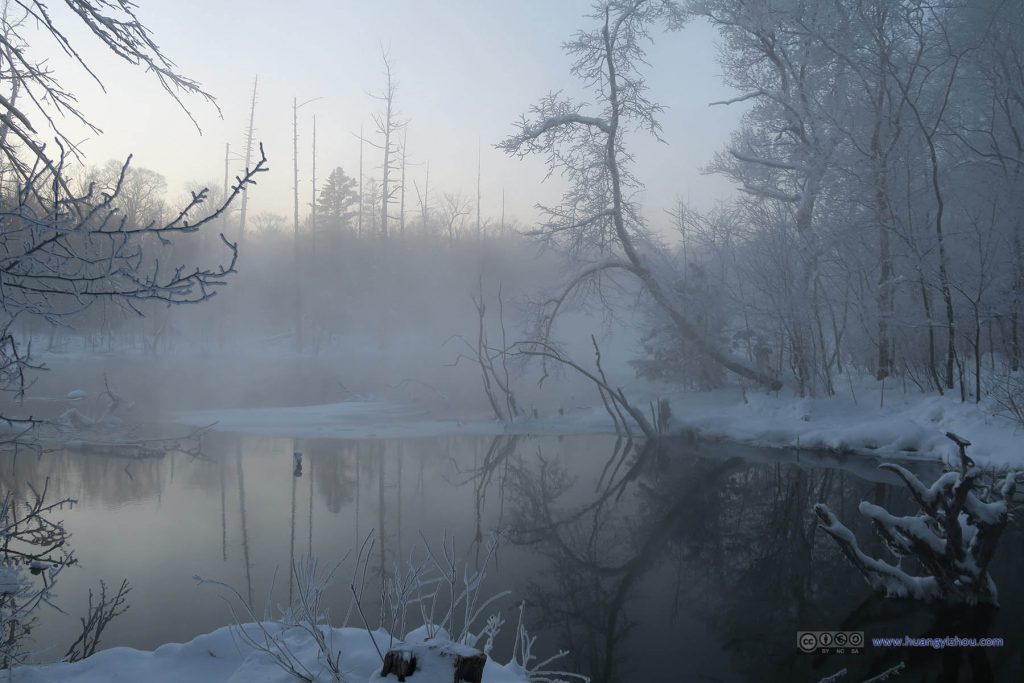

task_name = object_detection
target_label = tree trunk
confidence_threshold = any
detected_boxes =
[918,276,943,394]
[400,128,407,237]
[1013,223,1022,371]
[292,97,303,353]
[873,123,894,380]
[599,19,780,390]
[239,76,258,243]
[381,642,486,683]
[358,123,364,239]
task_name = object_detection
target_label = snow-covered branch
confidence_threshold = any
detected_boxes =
[709,90,764,106]
[519,112,612,138]
[729,147,803,171]
[815,433,1016,606]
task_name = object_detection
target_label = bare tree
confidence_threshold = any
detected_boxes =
[238,75,259,243]
[252,211,287,236]
[0,0,220,188]
[399,128,408,237]
[499,0,779,389]
[93,159,168,229]
[292,96,320,352]
[952,0,1024,374]
[221,142,231,232]
[448,278,521,423]
[357,123,364,238]
[310,115,318,246]
[0,0,273,415]
[0,1,271,665]
[887,10,963,390]
[440,192,471,243]
[366,50,406,240]
[476,143,482,239]
[0,146,268,413]
[414,161,431,233]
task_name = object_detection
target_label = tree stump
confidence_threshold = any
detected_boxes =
[381,649,417,681]
[378,640,486,683]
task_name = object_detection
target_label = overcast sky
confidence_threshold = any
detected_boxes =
[45,0,745,233]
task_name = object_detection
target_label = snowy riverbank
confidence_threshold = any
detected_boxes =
[175,380,1023,466]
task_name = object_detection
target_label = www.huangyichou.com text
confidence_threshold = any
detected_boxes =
[872,636,1004,650]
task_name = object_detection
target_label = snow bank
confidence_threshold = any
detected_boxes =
[12,623,529,683]
[174,400,613,440]
[663,388,1023,466]
[175,381,1022,466]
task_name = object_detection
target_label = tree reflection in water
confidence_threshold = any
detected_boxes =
[8,434,1021,680]
[459,437,1024,683]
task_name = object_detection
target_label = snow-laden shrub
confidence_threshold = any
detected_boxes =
[198,532,588,683]
[814,433,1017,606]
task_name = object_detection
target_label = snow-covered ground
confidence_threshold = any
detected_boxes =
[175,381,1023,466]
[660,385,1023,467]
[13,624,530,683]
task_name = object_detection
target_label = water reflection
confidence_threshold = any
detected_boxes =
[13,434,1023,681]
[488,438,1023,682]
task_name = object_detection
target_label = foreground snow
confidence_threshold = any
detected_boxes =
[13,623,530,683]
[175,380,1023,466]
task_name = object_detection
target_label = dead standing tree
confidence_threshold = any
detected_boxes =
[365,50,406,240]
[498,0,779,389]
[238,75,259,243]
[292,95,320,352]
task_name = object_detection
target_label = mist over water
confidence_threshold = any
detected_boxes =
[20,434,1022,682]
[23,231,644,421]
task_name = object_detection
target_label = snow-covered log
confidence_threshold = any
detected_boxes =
[814,432,1016,606]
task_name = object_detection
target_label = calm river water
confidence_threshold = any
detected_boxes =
[9,432,1022,681]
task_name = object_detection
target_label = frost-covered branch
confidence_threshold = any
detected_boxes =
[515,112,611,141]
[63,578,131,663]
[0,0,220,188]
[0,479,77,667]
[729,148,803,172]
[0,144,268,404]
